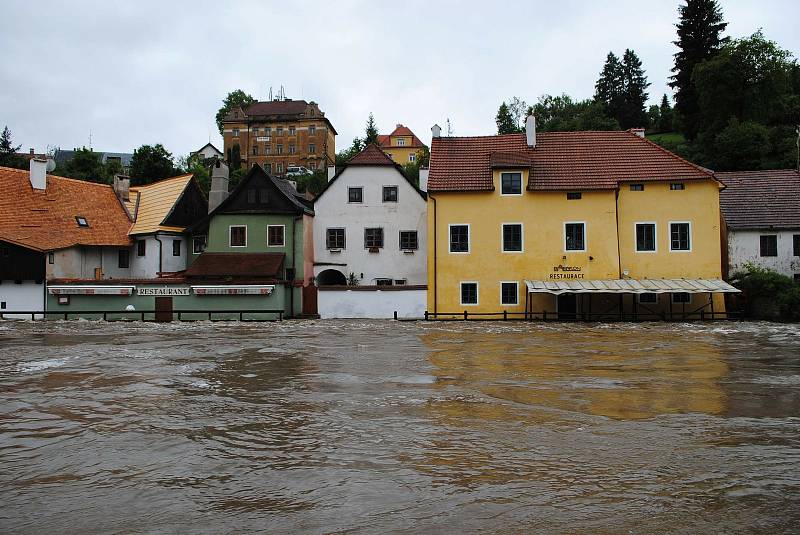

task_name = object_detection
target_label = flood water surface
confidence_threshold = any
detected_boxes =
[1,320,799,533]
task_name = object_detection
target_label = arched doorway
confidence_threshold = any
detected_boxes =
[317,269,347,286]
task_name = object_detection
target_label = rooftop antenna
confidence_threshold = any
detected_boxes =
[88,130,93,150]
[269,86,273,101]
[446,118,453,137]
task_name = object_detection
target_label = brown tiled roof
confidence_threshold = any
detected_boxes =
[0,166,132,252]
[185,252,285,278]
[378,124,427,149]
[347,144,396,166]
[428,130,714,192]
[244,100,311,117]
[717,169,800,230]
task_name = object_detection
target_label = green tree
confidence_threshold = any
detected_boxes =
[227,143,242,171]
[0,126,25,169]
[647,105,661,130]
[295,170,328,196]
[215,89,256,135]
[364,113,379,145]
[619,49,650,129]
[335,137,364,167]
[496,102,517,134]
[709,119,771,171]
[178,153,212,195]
[658,94,674,132]
[669,0,728,139]
[530,94,620,132]
[595,52,625,124]
[58,147,108,183]
[129,144,177,185]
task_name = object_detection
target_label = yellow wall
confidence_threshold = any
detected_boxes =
[384,146,422,164]
[427,170,725,315]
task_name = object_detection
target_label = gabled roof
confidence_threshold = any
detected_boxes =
[378,124,427,149]
[428,130,715,192]
[192,142,223,156]
[127,174,195,235]
[0,166,131,251]
[717,169,800,230]
[223,99,338,134]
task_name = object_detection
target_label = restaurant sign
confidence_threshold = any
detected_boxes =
[137,287,191,296]
[549,265,585,279]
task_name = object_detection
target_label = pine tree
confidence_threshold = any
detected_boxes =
[0,125,24,169]
[594,52,625,125]
[364,113,379,145]
[658,94,674,132]
[619,49,650,129]
[669,0,728,139]
[495,102,517,134]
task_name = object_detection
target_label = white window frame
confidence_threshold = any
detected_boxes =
[671,292,692,304]
[459,281,479,306]
[637,293,659,304]
[409,153,416,163]
[668,221,692,252]
[563,221,587,252]
[501,223,524,253]
[229,225,247,248]
[500,172,523,196]
[396,138,406,146]
[499,281,519,306]
[634,222,658,253]
[448,223,470,254]
[267,224,285,247]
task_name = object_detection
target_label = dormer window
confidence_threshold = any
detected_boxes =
[501,172,522,195]
[396,138,406,146]
[75,216,89,227]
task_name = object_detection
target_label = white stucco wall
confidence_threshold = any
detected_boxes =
[318,288,426,319]
[130,234,188,278]
[0,280,45,317]
[313,165,427,285]
[728,229,800,278]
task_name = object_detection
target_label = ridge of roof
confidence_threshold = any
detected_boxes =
[717,169,800,230]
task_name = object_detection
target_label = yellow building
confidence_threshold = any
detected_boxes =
[425,119,738,320]
[378,124,428,165]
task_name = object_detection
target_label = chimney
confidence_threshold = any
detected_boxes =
[29,157,47,190]
[327,165,336,182]
[396,123,402,128]
[29,147,34,155]
[431,124,441,138]
[208,159,230,213]
[419,167,429,192]
[113,174,130,202]
[631,128,645,138]
[525,115,536,148]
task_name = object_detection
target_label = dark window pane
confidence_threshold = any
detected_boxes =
[501,173,522,194]
[193,236,206,254]
[501,282,517,305]
[118,249,129,268]
[449,225,469,252]
[461,282,478,305]
[400,231,418,250]
[630,184,644,191]
[365,228,383,248]
[326,228,345,249]
[565,223,585,251]
[670,183,685,190]
[348,187,363,203]
[670,223,690,251]
[230,226,246,247]
[137,240,146,257]
[247,189,256,203]
[268,226,284,246]
[383,186,398,202]
[673,292,691,303]
[636,223,655,251]
[760,235,777,257]
[503,224,522,251]
[794,235,800,257]
[567,192,581,200]
[259,189,269,203]
[172,240,181,256]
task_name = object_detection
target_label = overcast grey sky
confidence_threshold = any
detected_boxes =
[1,1,798,159]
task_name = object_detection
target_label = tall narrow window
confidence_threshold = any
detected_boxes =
[565,223,585,251]
[501,172,522,195]
[501,282,518,305]
[760,235,777,257]
[460,282,478,305]
[137,240,146,257]
[267,225,285,247]
[308,125,316,135]
[230,226,246,247]
[502,224,522,252]
[118,249,130,268]
[326,228,345,249]
[449,225,469,253]
[364,228,384,248]
[309,143,316,154]
[172,240,181,256]
[193,236,206,254]
[670,223,691,251]
[635,223,656,252]
[399,230,418,250]
[794,234,800,257]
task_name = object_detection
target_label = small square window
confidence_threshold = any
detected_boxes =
[502,224,522,252]
[0,301,5,309]
[267,225,285,247]
[348,187,363,203]
[172,240,181,257]
[75,216,89,227]
[460,282,478,305]
[501,173,522,195]
[630,184,644,191]
[276,163,283,173]
[567,192,582,200]
[230,226,247,247]
[638,293,658,304]
[383,186,398,202]
[501,282,518,305]
[327,228,345,249]
[118,249,130,268]
[565,223,585,251]
[449,225,469,253]
[670,183,685,190]
[137,240,146,257]
[760,235,777,257]
[364,228,384,248]
[672,292,691,304]
[193,236,206,254]
[400,230,418,250]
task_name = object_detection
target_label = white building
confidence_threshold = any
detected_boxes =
[312,144,427,317]
[718,169,800,280]
[191,142,224,161]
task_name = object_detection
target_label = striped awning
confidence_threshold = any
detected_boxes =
[524,279,740,295]
[48,285,135,296]
[191,285,275,296]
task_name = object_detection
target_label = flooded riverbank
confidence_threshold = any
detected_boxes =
[1,320,799,533]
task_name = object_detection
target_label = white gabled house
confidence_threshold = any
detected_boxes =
[312,144,428,318]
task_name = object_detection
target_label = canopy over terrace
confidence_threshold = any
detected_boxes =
[524,279,740,295]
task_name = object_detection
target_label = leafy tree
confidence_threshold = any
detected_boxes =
[229,167,246,190]
[227,143,242,171]
[595,52,625,124]
[507,96,528,131]
[215,89,256,135]
[335,137,364,167]
[0,126,25,169]
[669,0,728,139]
[58,147,108,183]
[709,118,771,171]
[295,170,328,196]
[364,113,379,145]
[619,49,650,129]
[178,153,212,195]
[530,94,619,132]
[129,144,177,185]
[658,94,674,132]
[496,102,517,134]
[647,105,661,130]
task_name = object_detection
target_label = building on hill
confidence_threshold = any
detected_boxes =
[425,119,739,320]
[191,143,224,162]
[221,99,336,176]
[53,148,135,173]
[717,169,800,281]
[378,124,428,165]
[312,144,427,318]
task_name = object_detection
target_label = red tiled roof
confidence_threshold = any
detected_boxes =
[185,252,285,279]
[717,169,800,230]
[0,166,132,251]
[428,130,714,192]
[347,144,396,166]
[378,125,427,149]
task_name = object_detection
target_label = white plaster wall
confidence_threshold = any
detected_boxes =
[313,165,427,285]
[101,247,132,279]
[129,234,187,277]
[728,229,800,277]
[318,289,426,319]
[161,235,188,274]
[0,280,44,317]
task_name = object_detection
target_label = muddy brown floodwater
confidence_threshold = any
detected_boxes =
[1,320,799,534]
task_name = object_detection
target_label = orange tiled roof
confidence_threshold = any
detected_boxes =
[378,124,427,149]
[347,144,396,166]
[0,166,131,251]
[428,130,714,192]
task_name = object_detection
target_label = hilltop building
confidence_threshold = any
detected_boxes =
[53,148,134,173]
[718,169,800,280]
[221,99,336,176]
[312,144,427,318]
[191,142,224,162]
[378,124,427,165]
[425,118,739,320]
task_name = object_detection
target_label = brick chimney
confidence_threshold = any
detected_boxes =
[208,159,230,213]
[113,174,130,201]
[29,157,47,190]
